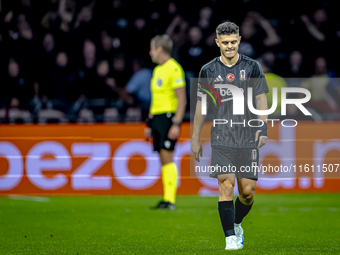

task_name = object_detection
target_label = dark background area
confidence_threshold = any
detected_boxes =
[0,0,339,124]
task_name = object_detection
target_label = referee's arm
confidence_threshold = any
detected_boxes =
[167,87,187,140]
[173,87,187,123]
[144,103,153,139]
[255,93,268,148]
[148,102,153,119]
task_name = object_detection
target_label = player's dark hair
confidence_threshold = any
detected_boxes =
[151,34,173,55]
[216,22,239,37]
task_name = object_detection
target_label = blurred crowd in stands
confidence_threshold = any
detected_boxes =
[0,0,339,124]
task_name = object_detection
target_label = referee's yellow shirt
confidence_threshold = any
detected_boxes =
[150,58,186,115]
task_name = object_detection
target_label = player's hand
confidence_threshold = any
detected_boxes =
[255,130,267,149]
[191,139,203,162]
[144,127,152,139]
[168,125,180,140]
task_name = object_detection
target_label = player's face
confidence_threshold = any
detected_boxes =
[215,34,241,60]
[149,41,161,64]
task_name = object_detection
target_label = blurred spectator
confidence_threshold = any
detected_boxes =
[74,6,93,30]
[83,38,96,69]
[258,52,287,118]
[180,26,210,77]
[111,53,130,88]
[239,18,257,58]
[129,17,152,59]
[8,97,33,124]
[39,32,57,73]
[0,0,338,122]
[41,0,63,29]
[198,6,214,35]
[31,95,54,115]
[123,58,152,120]
[4,58,33,108]
[97,60,110,77]
[297,8,335,65]
[300,9,328,43]
[248,11,281,48]
[37,48,75,104]
[72,59,115,121]
[239,11,281,58]
[73,4,96,43]
[301,57,338,114]
[166,15,189,61]
[17,14,34,41]
[72,39,97,99]
[95,59,117,100]
[5,14,40,72]
[285,50,311,78]
[124,58,152,104]
[48,51,76,100]
[43,33,55,54]
[97,30,115,63]
[68,94,89,122]
[167,2,178,20]
[40,0,77,56]
[57,0,76,33]
[105,77,120,104]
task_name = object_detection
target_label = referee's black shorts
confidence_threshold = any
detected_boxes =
[152,113,177,152]
[210,146,259,180]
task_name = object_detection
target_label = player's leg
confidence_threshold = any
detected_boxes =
[234,148,259,247]
[235,177,256,222]
[159,149,177,208]
[218,173,236,236]
[235,148,258,221]
[236,178,256,213]
[211,146,241,249]
[234,178,256,247]
[217,174,241,250]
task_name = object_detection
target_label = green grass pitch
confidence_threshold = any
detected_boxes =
[1,194,339,254]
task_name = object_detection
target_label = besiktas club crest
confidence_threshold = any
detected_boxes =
[251,149,257,160]
[240,70,246,81]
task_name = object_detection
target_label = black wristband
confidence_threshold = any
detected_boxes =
[258,121,267,137]
[145,118,152,128]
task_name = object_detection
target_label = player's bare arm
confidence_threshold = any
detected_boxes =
[191,100,208,162]
[168,86,187,140]
[255,93,268,148]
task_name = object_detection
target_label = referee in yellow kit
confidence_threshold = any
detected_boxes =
[144,34,187,210]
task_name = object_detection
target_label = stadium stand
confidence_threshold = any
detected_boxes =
[0,0,339,123]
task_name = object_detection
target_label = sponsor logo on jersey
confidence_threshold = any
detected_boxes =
[214,75,223,83]
[198,82,223,106]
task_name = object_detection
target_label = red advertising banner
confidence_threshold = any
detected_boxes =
[0,122,339,195]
